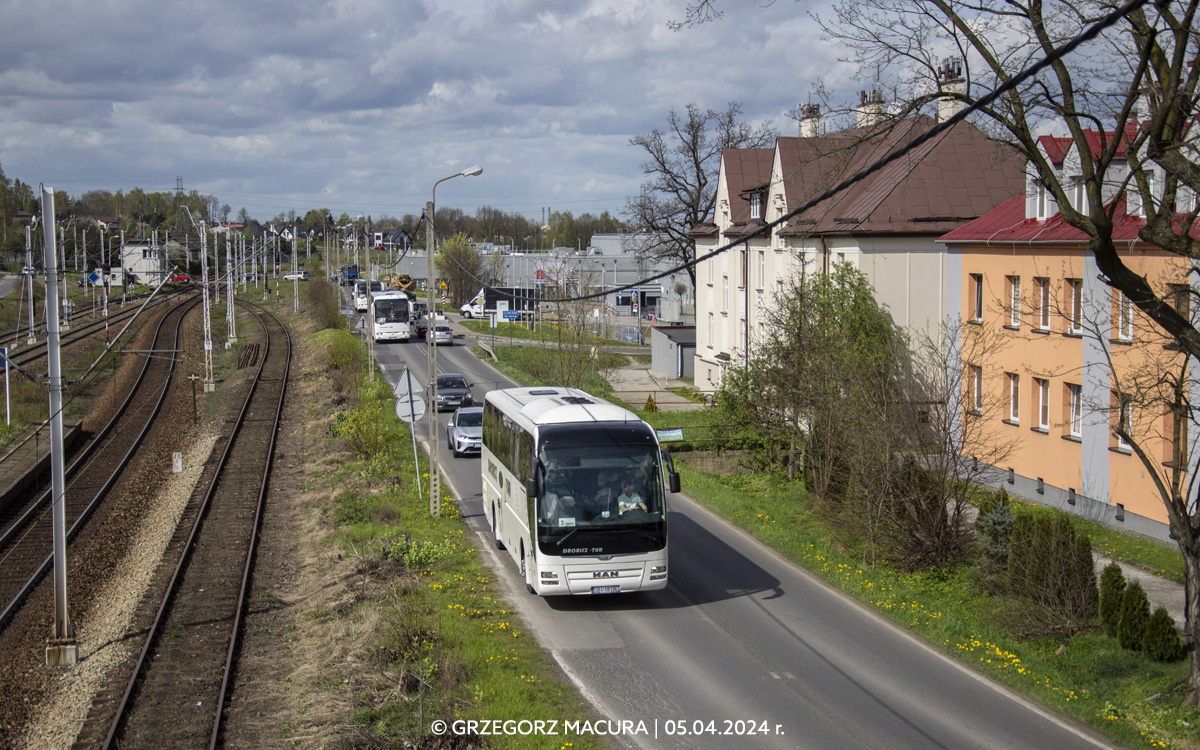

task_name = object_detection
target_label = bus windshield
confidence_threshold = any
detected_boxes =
[374,299,410,323]
[535,426,665,554]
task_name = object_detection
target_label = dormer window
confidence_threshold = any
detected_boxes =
[1070,177,1086,212]
[750,193,762,220]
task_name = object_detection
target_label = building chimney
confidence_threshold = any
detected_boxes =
[856,90,885,128]
[937,57,965,123]
[800,103,820,138]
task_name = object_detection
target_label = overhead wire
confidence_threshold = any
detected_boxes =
[438,0,1156,308]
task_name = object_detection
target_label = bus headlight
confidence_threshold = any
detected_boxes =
[540,570,559,585]
[650,565,667,580]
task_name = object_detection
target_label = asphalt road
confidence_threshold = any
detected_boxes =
[368,323,1112,750]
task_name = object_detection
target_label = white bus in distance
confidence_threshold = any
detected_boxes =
[482,387,680,595]
[354,279,383,312]
[369,291,414,342]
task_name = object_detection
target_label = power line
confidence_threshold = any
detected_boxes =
[508,0,1156,306]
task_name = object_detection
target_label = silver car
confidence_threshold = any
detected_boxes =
[446,406,483,457]
[427,323,454,346]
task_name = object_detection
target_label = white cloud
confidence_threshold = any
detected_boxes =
[2,0,845,220]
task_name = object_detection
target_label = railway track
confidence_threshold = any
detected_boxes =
[0,295,199,631]
[90,301,291,749]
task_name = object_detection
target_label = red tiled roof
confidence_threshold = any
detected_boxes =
[776,114,1023,236]
[1038,123,1137,166]
[939,193,1154,244]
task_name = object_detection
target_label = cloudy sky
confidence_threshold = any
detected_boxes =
[0,0,849,223]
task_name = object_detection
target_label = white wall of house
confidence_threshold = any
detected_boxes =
[119,241,163,286]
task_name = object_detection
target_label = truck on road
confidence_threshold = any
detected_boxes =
[459,286,542,318]
[340,264,359,286]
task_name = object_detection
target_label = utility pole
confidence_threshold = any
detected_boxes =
[25,225,36,345]
[42,187,76,667]
[226,231,237,346]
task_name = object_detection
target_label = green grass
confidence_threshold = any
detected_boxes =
[484,341,1198,750]
[315,377,604,749]
[673,463,1195,749]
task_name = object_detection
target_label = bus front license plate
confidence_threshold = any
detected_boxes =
[591,585,620,594]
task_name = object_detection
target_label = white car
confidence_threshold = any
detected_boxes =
[283,270,308,281]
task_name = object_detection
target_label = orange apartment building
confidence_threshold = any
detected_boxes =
[941,183,1192,541]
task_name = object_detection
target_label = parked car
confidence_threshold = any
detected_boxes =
[429,373,473,412]
[615,326,645,344]
[445,406,483,457]
[283,270,308,281]
[427,323,453,346]
[169,273,191,283]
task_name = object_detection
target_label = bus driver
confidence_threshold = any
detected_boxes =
[617,479,647,515]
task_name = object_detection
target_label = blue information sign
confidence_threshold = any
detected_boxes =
[502,310,520,320]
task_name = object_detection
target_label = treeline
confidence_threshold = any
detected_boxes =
[276,205,628,253]
[0,162,629,257]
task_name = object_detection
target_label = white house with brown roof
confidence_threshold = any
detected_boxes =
[690,102,1025,391]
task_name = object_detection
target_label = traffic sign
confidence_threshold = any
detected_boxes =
[393,367,419,400]
[88,272,99,284]
[502,310,519,320]
[395,396,426,423]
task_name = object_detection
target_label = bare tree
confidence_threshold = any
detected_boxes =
[625,102,777,291]
[674,0,1200,699]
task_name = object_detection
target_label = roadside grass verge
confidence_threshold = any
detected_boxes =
[674,463,1196,749]
[309,351,603,749]
[460,317,649,348]
[483,341,1196,749]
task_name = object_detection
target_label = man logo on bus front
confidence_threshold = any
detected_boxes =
[593,571,619,579]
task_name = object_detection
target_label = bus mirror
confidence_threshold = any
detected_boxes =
[661,449,680,493]
[526,476,538,499]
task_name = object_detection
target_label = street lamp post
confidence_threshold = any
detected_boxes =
[427,165,481,517]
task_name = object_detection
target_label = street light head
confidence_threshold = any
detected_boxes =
[461,165,483,177]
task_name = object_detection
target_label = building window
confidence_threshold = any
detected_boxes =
[1065,278,1083,334]
[1116,290,1133,342]
[1067,383,1083,437]
[1034,377,1050,430]
[758,251,765,289]
[1007,373,1020,423]
[1037,184,1049,219]
[1035,277,1050,330]
[1006,275,1021,327]
[739,250,747,289]
[1114,392,1132,451]
[1071,178,1086,212]
[969,273,983,323]
[967,364,982,414]
[1170,283,1191,322]
[750,192,761,220]
[708,312,714,344]
[722,275,729,312]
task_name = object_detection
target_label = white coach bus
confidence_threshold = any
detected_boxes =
[482,387,679,595]
[368,291,414,342]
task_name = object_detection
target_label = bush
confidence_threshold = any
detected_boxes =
[1099,562,1126,636]
[1117,580,1150,651]
[306,278,343,331]
[975,495,1014,565]
[1006,510,1098,629]
[1142,607,1186,662]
